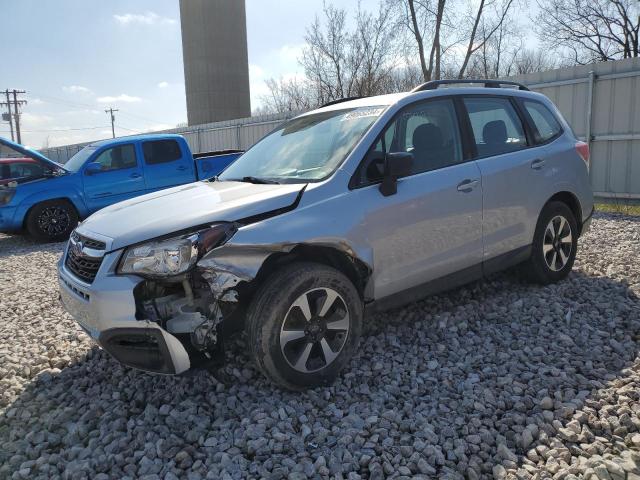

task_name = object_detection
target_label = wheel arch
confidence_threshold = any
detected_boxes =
[247,244,372,302]
[544,191,583,234]
[22,197,81,229]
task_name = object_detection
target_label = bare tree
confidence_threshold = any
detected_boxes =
[457,0,516,78]
[299,2,400,103]
[536,0,639,63]
[260,77,316,114]
[260,2,402,112]
[391,0,448,81]
[259,0,561,114]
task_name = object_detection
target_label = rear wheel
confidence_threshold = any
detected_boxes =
[245,262,362,390]
[523,201,578,284]
[26,200,78,242]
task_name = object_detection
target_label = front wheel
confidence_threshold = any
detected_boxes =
[245,262,363,390]
[25,200,78,242]
[523,201,578,284]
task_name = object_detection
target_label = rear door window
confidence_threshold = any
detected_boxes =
[522,100,562,143]
[463,97,527,158]
[143,140,183,165]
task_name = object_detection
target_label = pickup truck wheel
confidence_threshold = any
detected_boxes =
[245,262,363,391]
[26,200,78,242]
[523,201,578,284]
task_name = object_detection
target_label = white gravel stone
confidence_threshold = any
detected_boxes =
[1,213,640,479]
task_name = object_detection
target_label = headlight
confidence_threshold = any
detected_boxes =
[0,189,16,206]
[118,223,236,278]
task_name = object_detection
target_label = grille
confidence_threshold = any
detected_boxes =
[65,231,106,284]
[70,230,106,250]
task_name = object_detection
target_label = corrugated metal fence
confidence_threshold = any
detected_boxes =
[39,111,298,164]
[509,57,640,200]
[40,58,639,198]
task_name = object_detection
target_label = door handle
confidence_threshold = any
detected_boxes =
[457,179,479,192]
[130,172,142,178]
[531,159,546,170]
[177,166,188,171]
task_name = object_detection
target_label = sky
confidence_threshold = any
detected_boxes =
[0,0,380,149]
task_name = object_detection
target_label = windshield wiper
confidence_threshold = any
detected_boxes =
[232,176,280,184]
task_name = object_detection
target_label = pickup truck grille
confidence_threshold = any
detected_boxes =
[65,231,106,284]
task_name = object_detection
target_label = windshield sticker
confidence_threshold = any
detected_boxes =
[342,107,385,121]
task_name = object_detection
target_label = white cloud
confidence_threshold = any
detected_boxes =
[114,12,177,26]
[278,44,304,64]
[96,94,142,104]
[157,81,169,88]
[30,98,45,105]
[21,112,54,127]
[62,85,92,94]
[249,64,265,79]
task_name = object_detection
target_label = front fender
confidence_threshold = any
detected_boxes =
[16,181,89,223]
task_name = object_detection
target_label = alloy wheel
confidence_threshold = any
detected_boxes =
[279,287,350,373]
[38,206,70,236]
[543,215,572,272]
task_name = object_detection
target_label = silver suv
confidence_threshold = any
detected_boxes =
[58,80,594,390]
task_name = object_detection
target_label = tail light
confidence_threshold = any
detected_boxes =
[575,141,590,166]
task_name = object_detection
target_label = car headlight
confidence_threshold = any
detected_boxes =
[118,223,236,278]
[0,189,16,206]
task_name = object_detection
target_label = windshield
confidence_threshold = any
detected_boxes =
[63,146,96,172]
[219,106,385,183]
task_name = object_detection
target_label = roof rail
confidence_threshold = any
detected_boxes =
[411,79,530,92]
[320,96,363,108]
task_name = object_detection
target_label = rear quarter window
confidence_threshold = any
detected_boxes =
[522,100,563,143]
[143,140,183,165]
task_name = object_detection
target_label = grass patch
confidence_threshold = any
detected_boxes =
[595,202,640,216]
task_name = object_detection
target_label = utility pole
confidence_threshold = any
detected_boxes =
[105,107,118,138]
[12,90,26,144]
[1,90,16,142]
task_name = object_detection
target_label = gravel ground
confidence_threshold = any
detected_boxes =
[1,213,639,480]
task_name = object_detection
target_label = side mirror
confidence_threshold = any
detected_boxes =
[85,162,102,175]
[379,152,413,197]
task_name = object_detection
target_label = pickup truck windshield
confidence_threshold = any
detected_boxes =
[219,106,385,183]
[64,146,97,172]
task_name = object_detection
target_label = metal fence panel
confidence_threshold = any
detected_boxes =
[510,57,640,198]
[39,111,296,162]
[37,59,640,198]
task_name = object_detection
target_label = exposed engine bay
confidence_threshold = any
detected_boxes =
[132,266,246,366]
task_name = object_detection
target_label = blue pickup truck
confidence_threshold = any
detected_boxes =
[0,134,242,241]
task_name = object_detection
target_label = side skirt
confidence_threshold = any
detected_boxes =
[365,244,531,314]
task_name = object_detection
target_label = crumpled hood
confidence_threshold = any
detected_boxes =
[77,180,306,250]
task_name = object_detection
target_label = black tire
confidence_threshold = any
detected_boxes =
[245,262,363,390]
[26,199,78,242]
[523,201,578,284]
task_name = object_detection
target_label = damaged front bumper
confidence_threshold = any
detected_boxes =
[58,250,191,374]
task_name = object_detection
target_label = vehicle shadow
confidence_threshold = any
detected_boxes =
[0,233,65,259]
[1,268,639,479]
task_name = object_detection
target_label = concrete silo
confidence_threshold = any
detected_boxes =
[179,0,251,125]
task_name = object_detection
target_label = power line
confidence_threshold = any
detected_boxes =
[28,92,96,110]
[22,125,111,133]
[30,91,164,126]
[117,110,163,126]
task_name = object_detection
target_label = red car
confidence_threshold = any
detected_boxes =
[0,157,48,186]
